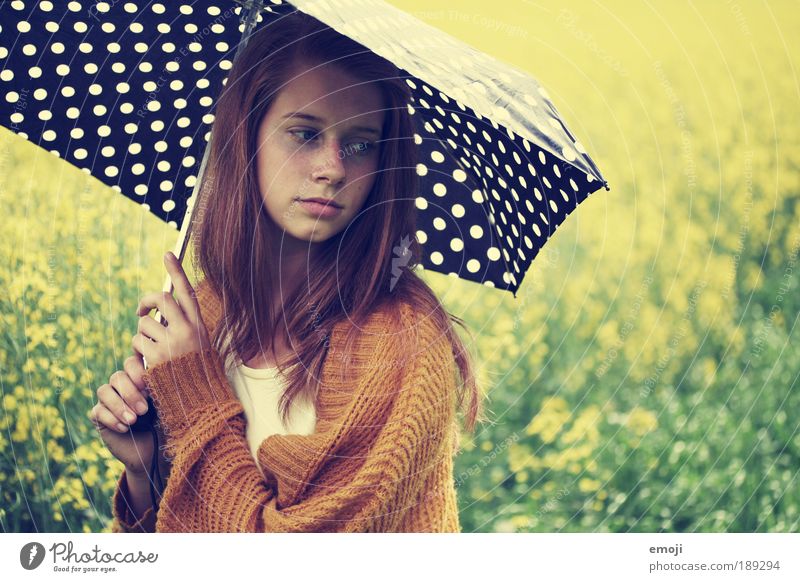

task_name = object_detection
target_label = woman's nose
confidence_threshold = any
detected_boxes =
[311,138,346,185]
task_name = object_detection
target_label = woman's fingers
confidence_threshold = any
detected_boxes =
[88,402,129,433]
[137,291,184,324]
[123,354,148,391]
[98,377,141,427]
[163,252,202,328]
[110,370,149,417]
[137,313,167,343]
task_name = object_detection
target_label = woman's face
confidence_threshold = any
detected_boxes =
[255,61,387,246]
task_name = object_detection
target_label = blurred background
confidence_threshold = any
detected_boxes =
[1,0,798,532]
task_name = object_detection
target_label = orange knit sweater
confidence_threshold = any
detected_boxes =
[110,280,462,532]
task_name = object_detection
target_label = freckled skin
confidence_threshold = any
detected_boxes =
[255,61,387,245]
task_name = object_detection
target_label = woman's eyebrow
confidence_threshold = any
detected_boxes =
[281,111,381,136]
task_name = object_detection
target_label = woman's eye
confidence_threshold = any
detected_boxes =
[289,129,319,142]
[349,141,373,155]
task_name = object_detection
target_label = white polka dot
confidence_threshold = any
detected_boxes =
[159,180,173,192]
[467,259,481,273]
[487,247,501,261]
[162,199,176,212]
[450,238,464,252]
[433,183,447,197]
[431,151,445,163]
[451,204,465,218]
[415,163,428,176]
[416,230,428,244]
[415,197,428,210]
[452,169,467,182]
[430,251,443,265]
[433,217,446,230]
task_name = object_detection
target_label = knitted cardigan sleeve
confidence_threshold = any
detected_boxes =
[110,282,457,532]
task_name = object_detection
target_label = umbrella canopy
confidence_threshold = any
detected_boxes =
[0,0,609,297]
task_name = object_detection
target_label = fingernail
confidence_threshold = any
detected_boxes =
[124,411,136,423]
[116,423,128,432]
[135,401,148,415]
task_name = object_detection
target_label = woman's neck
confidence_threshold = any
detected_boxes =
[244,236,316,369]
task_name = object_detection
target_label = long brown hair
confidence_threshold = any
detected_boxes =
[191,11,484,434]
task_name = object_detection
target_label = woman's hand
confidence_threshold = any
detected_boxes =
[132,252,211,368]
[88,355,170,479]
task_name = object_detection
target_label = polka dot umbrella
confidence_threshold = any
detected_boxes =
[0,0,609,298]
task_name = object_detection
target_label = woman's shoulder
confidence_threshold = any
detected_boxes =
[330,298,444,344]
[328,297,454,378]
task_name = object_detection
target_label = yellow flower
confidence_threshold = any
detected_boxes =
[2,394,16,410]
[625,406,658,437]
[83,465,100,488]
[47,440,65,464]
[579,478,602,493]
[562,404,601,445]
[526,396,571,443]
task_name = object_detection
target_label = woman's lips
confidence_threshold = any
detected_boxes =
[297,199,343,218]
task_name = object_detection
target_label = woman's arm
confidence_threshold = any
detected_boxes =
[129,304,456,532]
[111,445,172,532]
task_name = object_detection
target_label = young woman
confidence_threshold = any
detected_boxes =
[89,11,483,533]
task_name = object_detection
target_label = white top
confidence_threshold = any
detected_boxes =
[224,359,317,476]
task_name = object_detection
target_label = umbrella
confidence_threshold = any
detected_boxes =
[0,0,609,300]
